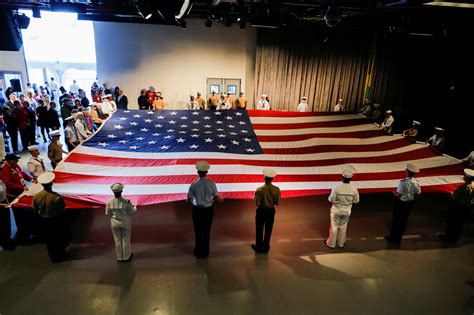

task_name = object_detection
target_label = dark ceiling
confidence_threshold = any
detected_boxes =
[0,0,473,31]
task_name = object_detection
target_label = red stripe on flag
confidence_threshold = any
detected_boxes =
[252,118,368,129]
[256,130,384,141]
[247,110,350,117]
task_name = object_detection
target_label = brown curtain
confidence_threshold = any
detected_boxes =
[255,27,379,112]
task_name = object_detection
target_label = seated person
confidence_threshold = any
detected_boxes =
[402,120,421,141]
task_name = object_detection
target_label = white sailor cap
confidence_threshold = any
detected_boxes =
[263,168,277,178]
[195,160,210,172]
[38,172,55,184]
[110,183,124,192]
[386,110,392,114]
[65,116,75,122]
[413,120,421,125]
[101,94,112,99]
[435,127,445,132]
[464,169,474,178]
[261,94,267,98]
[342,170,353,178]
[49,130,61,137]
[406,163,420,173]
[27,145,39,152]
[302,96,307,100]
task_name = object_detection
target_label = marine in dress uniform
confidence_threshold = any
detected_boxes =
[402,120,421,141]
[438,169,474,243]
[27,145,46,180]
[2,153,34,244]
[195,92,206,110]
[32,172,69,263]
[334,99,345,112]
[105,183,137,262]
[385,163,421,244]
[252,168,281,253]
[187,161,222,258]
[64,116,79,152]
[208,92,220,110]
[257,94,270,110]
[297,96,308,112]
[48,130,66,169]
[325,170,360,249]
[236,92,247,109]
[380,110,395,134]
[425,127,446,153]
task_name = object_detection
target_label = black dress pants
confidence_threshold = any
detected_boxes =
[192,206,214,258]
[7,128,19,152]
[0,203,13,246]
[388,199,414,244]
[11,206,35,243]
[444,204,471,243]
[255,207,275,251]
[39,215,67,262]
[19,128,29,151]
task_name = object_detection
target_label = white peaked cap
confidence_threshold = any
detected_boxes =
[27,145,38,152]
[263,168,277,178]
[406,163,420,173]
[464,169,474,178]
[435,127,445,132]
[195,160,210,172]
[413,120,421,125]
[342,170,353,178]
[110,183,124,192]
[38,172,55,184]
[49,130,61,137]
[386,110,392,114]
[261,94,267,97]
[302,96,307,100]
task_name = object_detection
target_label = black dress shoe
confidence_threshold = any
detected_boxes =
[384,236,400,245]
[251,244,264,253]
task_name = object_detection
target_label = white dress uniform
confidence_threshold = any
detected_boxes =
[49,80,59,102]
[334,104,344,112]
[105,190,137,261]
[427,134,446,151]
[297,102,308,112]
[187,100,199,110]
[381,114,395,133]
[217,100,231,110]
[74,119,92,141]
[326,172,360,248]
[27,156,46,180]
[101,100,117,115]
[257,100,270,110]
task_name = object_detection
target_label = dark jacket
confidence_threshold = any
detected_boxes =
[117,95,128,110]
[47,108,61,129]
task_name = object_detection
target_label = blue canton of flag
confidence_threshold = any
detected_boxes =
[84,109,264,154]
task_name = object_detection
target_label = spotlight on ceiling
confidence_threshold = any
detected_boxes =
[175,0,193,21]
[324,6,341,28]
[32,6,41,18]
[205,17,212,27]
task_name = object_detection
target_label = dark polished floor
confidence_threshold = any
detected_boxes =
[0,193,473,315]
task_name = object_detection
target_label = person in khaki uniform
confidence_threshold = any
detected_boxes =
[195,92,206,110]
[32,172,69,263]
[235,92,247,109]
[208,92,220,110]
[106,183,137,262]
[47,130,67,169]
[27,145,46,181]
[252,168,281,253]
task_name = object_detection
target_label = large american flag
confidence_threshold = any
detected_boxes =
[19,109,463,208]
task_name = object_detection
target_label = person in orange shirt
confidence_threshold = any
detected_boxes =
[153,93,165,110]
[236,92,248,109]
[195,92,206,110]
[208,92,219,110]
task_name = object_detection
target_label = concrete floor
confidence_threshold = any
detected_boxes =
[0,193,473,315]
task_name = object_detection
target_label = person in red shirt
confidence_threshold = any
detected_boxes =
[12,100,30,151]
[146,86,156,108]
[1,153,35,244]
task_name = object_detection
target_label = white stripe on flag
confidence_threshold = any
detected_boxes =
[249,114,362,124]
[254,123,378,135]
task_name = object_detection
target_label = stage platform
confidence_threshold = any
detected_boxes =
[0,192,473,314]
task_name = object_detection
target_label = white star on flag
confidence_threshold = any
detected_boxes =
[114,125,123,129]
[218,134,226,138]
[243,138,251,142]
[98,142,108,147]
[164,135,172,139]
[144,119,153,123]
[157,115,164,119]
[169,120,176,124]
[235,112,242,116]
[119,117,127,121]
[214,111,222,115]
[192,120,199,124]
[160,145,170,150]
[136,137,144,141]
[225,116,233,120]
[133,114,141,118]
[203,116,211,120]
[216,121,223,124]
[108,134,117,138]
[204,138,214,143]
[231,140,240,145]
[125,131,134,135]
[180,116,188,120]
[176,138,186,143]
[204,125,211,128]
[189,144,199,149]
[130,122,138,126]
[148,141,157,144]
[180,124,188,128]
[245,148,255,152]
[140,128,149,132]
[155,124,163,128]
[170,112,177,115]
[190,134,199,138]
[192,111,199,115]
[167,129,175,132]
[147,111,154,115]
[152,133,160,136]
[129,146,139,150]
[118,140,127,144]
[238,121,246,125]
[217,144,227,149]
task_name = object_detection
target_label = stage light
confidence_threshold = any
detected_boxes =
[324,6,341,28]
[32,7,41,18]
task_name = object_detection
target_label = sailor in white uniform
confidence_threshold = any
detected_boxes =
[380,110,395,134]
[27,145,46,181]
[257,94,270,110]
[325,170,360,249]
[297,96,308,112]
[105,183,137,262]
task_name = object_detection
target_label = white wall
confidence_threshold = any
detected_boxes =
[94,20,256,109]
[0,47,29,90]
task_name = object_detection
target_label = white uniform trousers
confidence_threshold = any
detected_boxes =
[110,218,132,261]
[327,212,350,248]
